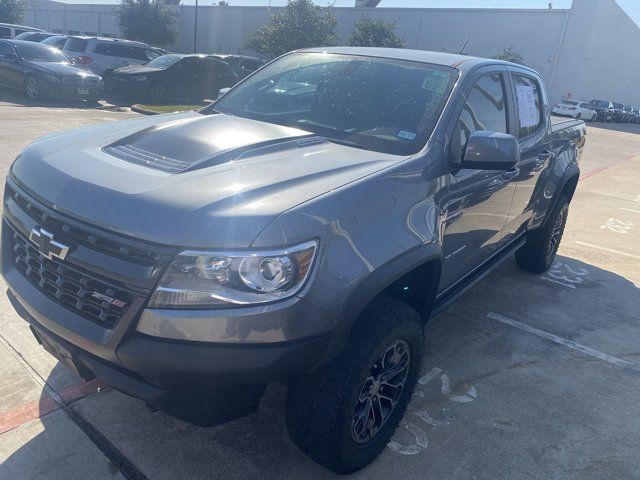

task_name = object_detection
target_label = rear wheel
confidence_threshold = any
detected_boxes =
[285,297,424,474]
[515,195,569,273]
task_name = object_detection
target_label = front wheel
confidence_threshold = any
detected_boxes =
[24,75,42,100]
[515,195,570,273]
[285,297,424,474]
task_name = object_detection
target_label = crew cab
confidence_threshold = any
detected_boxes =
[2,47,585,474]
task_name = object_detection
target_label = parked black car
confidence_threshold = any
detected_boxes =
[12,31,56,43]
[611,102,625,122]
[41,35,69,50]
[589,99,614,122]
[623,104,634,123]
[105,53,239,102]
[0,40,102,100]
[212,54,265,79]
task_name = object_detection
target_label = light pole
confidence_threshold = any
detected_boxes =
[193,0,199,53]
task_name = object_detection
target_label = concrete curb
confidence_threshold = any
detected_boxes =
[130,104,160,115]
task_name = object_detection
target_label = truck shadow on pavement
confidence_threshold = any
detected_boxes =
[1,255,639,480]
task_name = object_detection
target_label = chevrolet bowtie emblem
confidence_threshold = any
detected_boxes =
[29,228,70,261]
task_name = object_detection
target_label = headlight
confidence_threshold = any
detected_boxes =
[132,76,147,82]
[148,240,318,308]
[42,74,61,84]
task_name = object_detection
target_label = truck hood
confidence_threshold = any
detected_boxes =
[12,112,401,248]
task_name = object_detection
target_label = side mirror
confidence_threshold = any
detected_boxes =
[457,130,519,170]
[217,87,231,98]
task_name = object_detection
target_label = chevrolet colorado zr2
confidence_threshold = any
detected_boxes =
[2,47,586,474]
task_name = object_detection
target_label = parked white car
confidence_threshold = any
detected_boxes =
[61,36,162,75]
[0,23,44,39]
[552,100,597,121]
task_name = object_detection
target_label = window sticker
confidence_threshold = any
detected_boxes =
[397,130,417,141]
[516,85,538,128]
[421,71,450,95]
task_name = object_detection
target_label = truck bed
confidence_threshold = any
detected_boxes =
[551,115,587,158]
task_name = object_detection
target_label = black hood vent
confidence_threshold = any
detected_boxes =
[104,144,191,173]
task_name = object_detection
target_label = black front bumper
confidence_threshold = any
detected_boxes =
[7,284,330,426]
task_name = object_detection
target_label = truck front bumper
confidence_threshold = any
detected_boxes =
[5,275,331,426]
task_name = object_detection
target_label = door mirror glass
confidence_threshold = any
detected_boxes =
[458,130,519,170]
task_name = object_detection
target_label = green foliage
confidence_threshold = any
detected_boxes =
[348,16,405,48]
[115,0,178,47]
[246,0,338,58]
[0,0,26,24]
[493,47,525,65]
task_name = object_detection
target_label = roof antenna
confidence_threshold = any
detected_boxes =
[459,37,470,55]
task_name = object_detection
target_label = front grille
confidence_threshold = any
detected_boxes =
[63,77,99,85]
[8,185,161,266]
[10,225,134,328]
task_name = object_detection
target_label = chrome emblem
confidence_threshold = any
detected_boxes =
[91,292,127,308]
[29,228,70,261]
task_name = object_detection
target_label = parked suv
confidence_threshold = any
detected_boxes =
[61,36,161,75]
[589,99,614,122]
[3,47,586,474]
[0,23,44,39]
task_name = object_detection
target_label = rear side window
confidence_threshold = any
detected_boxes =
[94,43,155,61]
[64,37,88,52]
[513,74,542,138]
[212,60,235,76]
[454,73,508,160]
[0,41,12,54]
[0,27,10,38]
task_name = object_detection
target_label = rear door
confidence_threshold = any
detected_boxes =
[502,67,554,238]
[440,66,518,290]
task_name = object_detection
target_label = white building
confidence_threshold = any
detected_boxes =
[22,0,640,105]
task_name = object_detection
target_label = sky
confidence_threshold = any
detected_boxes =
[50,0,640,26]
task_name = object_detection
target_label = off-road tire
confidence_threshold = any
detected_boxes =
[285,296,424,474]
[515,194,570,273]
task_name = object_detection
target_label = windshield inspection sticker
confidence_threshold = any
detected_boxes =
[516,85,539,127]
[397,130,417,141]
[421,71,450,94]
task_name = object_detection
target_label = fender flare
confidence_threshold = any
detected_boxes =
[316,242,443,367]
[542,161,580,227]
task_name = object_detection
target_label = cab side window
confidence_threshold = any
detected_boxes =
[452,73,508,162]
[513,74,542,138]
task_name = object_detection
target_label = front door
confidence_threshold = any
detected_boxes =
[440,69,518,291]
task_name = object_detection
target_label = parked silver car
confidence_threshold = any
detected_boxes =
[61,36,161,75]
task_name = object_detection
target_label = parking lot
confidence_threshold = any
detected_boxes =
[0,94,639,480]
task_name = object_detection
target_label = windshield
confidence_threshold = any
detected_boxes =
[13,32,34,40]
[210,52,457,155]
[593,101,609,108]
[16,43,70,62]
[147,54,183,69]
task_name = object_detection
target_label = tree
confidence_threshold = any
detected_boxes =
[246,0,337,58]
[493,47,525,65]
[115,0,178,47]
[0,0,26,24]
[348,16,404,48]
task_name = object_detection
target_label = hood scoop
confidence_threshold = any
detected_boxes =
[102,113,312,173]
[104,144,191,173]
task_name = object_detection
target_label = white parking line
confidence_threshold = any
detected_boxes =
[619,207,640,214]
[574,241,640,259]
[487,312,633,368]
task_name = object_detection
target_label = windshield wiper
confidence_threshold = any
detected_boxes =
[321,137,370,151]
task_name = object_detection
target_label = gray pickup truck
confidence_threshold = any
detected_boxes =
[2,47,586,473]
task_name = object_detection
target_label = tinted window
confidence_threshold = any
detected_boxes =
[13,32,33,40]
[15,42,69,62]
[64,37,88,52]
[93,43,156,61]
[613,103,623,109]
[42,36,67,48]
[453,73,508,161]
[147,54,183,69]
[14,29,28,36]
[579,103,590,108]
[213,52,457,156]
[239,60,262,72]
[0,27,10,39]
[513,74,542,138]
[212,60,235,76]
[0,41,12,55]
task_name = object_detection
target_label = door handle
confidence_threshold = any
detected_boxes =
[502,167,520,180]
